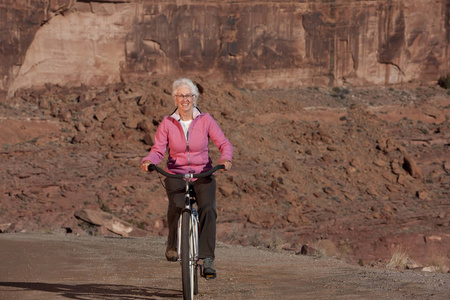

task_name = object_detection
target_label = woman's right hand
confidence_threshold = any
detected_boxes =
[141,161,152,172]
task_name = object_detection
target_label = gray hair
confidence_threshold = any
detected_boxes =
[172,78,199,106]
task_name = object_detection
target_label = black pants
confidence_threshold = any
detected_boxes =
[164,176,217,259]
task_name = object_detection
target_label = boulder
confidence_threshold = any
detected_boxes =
[74,209,150,237]
[403,155,423,179]
[0,223,13,233]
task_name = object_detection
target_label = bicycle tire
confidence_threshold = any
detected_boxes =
[194,261,199,295]
[193,218,199,296]
[181,210,193,299]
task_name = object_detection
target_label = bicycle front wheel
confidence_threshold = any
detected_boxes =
[181,210,194,299]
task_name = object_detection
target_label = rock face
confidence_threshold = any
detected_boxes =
[1,0,450,94]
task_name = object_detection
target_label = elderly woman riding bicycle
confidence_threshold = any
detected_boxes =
[141,78,233,278]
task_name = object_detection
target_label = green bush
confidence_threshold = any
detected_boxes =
[438,74,450,89]
[330,86,350,99]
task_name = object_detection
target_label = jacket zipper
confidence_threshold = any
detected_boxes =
[186,130,191,173]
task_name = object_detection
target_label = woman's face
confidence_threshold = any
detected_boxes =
[174,85,195,115]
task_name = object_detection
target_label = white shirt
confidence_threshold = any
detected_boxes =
[180,119,192,140]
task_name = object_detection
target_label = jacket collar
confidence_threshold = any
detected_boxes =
[170,107,202,121]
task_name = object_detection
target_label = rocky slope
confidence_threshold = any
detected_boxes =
[1,77,449,271]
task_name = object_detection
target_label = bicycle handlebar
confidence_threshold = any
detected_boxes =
[147,164,225,179]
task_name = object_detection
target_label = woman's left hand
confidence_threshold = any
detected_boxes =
[219,160,232,171]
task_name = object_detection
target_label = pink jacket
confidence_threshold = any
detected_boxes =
[142,108,233,174]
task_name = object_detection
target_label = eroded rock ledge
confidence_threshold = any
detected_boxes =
[1,0,449,95]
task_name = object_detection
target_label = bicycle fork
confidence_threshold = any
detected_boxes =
[177,209,199,263]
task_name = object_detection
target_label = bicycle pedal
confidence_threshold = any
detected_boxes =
[204,273,216,280]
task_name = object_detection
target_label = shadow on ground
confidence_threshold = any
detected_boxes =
[0,282,181,299]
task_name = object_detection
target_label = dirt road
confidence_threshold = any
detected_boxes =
[0,233,449,299]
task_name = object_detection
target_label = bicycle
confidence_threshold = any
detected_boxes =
[147,164,225,300]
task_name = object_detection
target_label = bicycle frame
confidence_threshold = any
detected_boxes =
[176,178,199,263]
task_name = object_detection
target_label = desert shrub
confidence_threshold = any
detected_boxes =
[268,230,286,251]
[78,221,101,236]
[97,199,112,213]
[331,87,341,94]
[330,86,350,99]
[386,248,410,269]
[247,229,263,247]
[437,74,450,89]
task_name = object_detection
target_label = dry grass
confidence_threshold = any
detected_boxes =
[267,230,287,252]
[313,239,340,258]
[386,248,410,269]
[426,256,450,273]
[247,229,263,247]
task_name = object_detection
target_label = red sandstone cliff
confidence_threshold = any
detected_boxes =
[1,0,449,96]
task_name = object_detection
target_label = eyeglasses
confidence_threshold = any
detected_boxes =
[175,94,195,99]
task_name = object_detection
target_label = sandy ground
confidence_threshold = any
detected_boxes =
[0,233,449,300]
